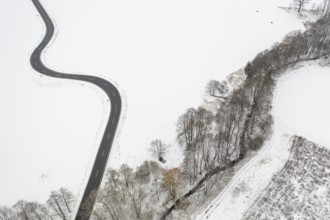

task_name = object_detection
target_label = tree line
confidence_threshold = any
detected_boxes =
[0,188,75,220]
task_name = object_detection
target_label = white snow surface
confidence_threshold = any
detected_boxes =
[276,64,330,149]
[0,0,109,206]
[0,0,304,207]
[42,0,304,168]
[199,63,330,219]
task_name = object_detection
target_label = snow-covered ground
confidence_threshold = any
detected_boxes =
[199,63,330,219]
[0,0,304,207]
[276,64,330,149]
[40,0,305,169]
[0,0,108,206]
[243,137,330,219]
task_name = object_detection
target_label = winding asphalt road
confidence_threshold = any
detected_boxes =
[30,0,121,219]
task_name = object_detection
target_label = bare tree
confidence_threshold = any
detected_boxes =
[135,161,151,183]
[25,202,54,220]
[47,188,75,220]
[92,208,107,220]
[0,206,14,220]
[127,183,146,219]
[97,186,123,220]
[177,107,214,184]
[148,161,163,201]
[320,0,330,15]
[58,188,75,214]
[119,164,133,189]
[1,201,52,220]
[47,193,67,220]
[293,0,311,13]
[38,205,54,220]
[205,80,229,99]
[13,200,30,220]
[149,139,167,163]
[161,168,182,200]
[106,165,148,219]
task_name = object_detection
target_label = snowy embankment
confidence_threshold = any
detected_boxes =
[0,0,303,208]
[199,63,330,220]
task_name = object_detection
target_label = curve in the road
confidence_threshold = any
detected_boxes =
[30,0,121,219]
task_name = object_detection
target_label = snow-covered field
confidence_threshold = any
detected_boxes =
[199,63,330,219]
[276,64,330,148]
[243,136,330,219]
[0,0,304,207]
[0,0,108,206]
[39,0,304,169]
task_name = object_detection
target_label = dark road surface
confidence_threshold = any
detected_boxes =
[30,0,122,219]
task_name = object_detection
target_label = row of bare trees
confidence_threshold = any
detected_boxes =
[176,94,248,186]
[242,10,330,150]
[0,188,75,220]
[89,161,183,220]
[310,0,330,16]
[246,16,330,81]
